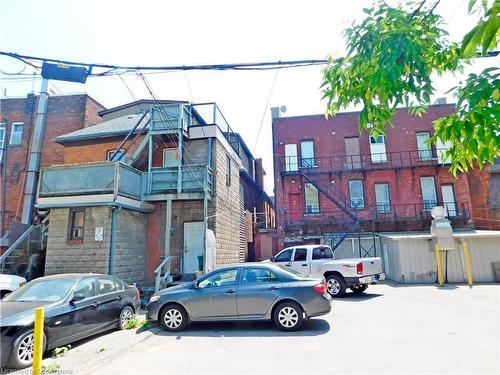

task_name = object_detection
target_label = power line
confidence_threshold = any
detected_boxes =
[253,70,279,153]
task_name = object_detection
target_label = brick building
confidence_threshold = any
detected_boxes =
[34,100,266,288]
[272,104,478,254]
[0,93,105,252]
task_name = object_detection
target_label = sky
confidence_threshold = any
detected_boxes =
[0,0,497,194]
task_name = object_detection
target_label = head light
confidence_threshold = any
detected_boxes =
[149,295,160,303]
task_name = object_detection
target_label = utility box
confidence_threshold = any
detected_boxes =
[430,207,456,250]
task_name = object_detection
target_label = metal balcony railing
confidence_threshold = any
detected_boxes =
[150,104,191,133]
[283,202,470,225]
[148,164,213,195]
[280,148,452,174]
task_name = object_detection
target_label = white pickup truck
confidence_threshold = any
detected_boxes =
[268,244,385,297]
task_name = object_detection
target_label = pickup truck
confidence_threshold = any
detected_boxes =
[268,245,385,297]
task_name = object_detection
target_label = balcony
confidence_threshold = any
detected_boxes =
[38,161,213,209]
[280,149,452,175]
[149,104,191,133]
[283,202,471,228]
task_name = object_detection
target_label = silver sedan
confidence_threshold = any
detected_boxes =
[146,263,331,331]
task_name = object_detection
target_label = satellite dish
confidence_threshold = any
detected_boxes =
[280,105,287,113]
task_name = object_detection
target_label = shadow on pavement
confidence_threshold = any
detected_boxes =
[139,318,330,338]
[337,292,384,302]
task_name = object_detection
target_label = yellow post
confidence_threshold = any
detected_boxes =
[462,241,473,288]
[32,307,44,375]
[434,244,444,286]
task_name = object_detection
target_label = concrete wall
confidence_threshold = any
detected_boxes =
[45,207,111,276]
[380,236,500,283]
[114,209,148,283]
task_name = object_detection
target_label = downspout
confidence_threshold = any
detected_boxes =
[203,137,213,272]
[0,120,8,241]
[108,206,121,275]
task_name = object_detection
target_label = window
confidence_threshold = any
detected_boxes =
[74,279,96,298]
[284,144,298,172]
[225,155,231,186]
[198,269,238,288]
[370,135,384,144]
[293,248,308,261]
[348,180,365,208]
[69,209,85,240]
[416,132,433,160]
[304,183,320,214]
[374,183,391,212]
[274,249,293,263]
[97,278,122,294]
[241,268,279,284]
[420,177,437,209]
[312,247,334,260]
[300,140,315,168]
[9,122,23,145]
[162,148,180,167]
[0,123,5,163]
[369,135,387,163]
[107,148,126,161]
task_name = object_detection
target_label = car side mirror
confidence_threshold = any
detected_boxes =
[70,294,85,304]
[193,281,200,289]
[270,257,275,262]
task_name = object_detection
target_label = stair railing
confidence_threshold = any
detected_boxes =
[154,255,182,292]
[0,225,37,273]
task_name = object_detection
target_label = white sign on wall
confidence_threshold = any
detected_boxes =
[95,227,104,241]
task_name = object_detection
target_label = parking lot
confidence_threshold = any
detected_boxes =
[13,283,500,375]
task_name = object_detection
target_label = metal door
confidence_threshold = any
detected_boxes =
[184,222,204,273]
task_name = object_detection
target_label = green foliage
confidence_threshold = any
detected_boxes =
[462,0,500,57]
[126,315,150,329]
[42,363,61,373]
[51,345,71,358]
[433,68,500,174]
[322,0,500,173]
[322,1,461,136]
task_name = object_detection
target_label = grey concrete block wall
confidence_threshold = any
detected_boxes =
[45,207,111,276]
[114,209,148,284]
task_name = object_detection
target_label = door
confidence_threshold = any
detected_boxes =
[374,183,391,212]
[190,268,239,319]
[290,248,310,274]
[96,277,123,328]
[370,135,387,163]
[237,267,282,317]
[344,137,361,169]
[288,193,301,221]
[273,248,293,267]
[436,138,452,164]
[441,185,457,217]
[300,140,315,168]
[184,222,205,273]
[284,144,298,172]
[420,177,437,210]
[416,132,433,160]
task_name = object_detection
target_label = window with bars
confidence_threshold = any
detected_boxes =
[69,209,85,240]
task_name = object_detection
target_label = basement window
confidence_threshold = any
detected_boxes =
[9,122,23,145]
[69,209,85,240]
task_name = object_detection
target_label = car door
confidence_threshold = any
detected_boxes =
[273,248,293,268]
[63,278,103,341]
[236,267,282,318]
[189,268,239,319]
[96,277,123,329]
[290,248,310,274]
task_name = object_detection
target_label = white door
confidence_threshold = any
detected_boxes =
[441,185,457,217]
[184,222,205,273]
[284,144,298,171]
[416,132,433,160]
[436,138,452,164]
[370,135,387,163]
[420,177,437,210]
[290,248,310,274]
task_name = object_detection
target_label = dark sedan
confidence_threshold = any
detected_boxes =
[147,263,331,332]
[0,273,141,369]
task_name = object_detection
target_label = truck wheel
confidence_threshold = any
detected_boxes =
[350,284,368,294]
[326,275,346,297]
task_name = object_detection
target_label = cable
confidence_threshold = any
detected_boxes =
[253,70,279,153]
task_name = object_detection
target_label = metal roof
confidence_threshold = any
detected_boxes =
[378,230,500,240]
[54,113,150,143]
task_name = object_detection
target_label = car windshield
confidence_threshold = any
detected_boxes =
[276,265,308,278]
[2,278,77,302]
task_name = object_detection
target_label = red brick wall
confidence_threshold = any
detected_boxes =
[0,94,104,235]
[467,166,500,230]
[272,104,474,243]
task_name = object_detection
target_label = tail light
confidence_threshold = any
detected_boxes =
[313,282,327,294]
[136,288,142,300]
[356,262,363,275]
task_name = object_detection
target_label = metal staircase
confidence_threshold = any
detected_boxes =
[0,216,49,280]
[298,163,361,251]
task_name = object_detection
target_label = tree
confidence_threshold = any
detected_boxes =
[322,0,499,175]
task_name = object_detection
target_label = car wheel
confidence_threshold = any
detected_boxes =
[326,274,346,297]
[273,302,304,331]
[7,330,46,369]
[350,284,368,294]
[159,304,188,332]
[118,305,135,330]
